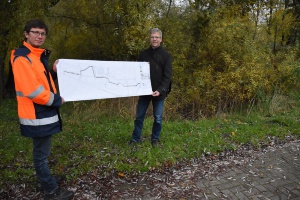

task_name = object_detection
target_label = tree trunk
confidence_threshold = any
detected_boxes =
[0,58,4,100]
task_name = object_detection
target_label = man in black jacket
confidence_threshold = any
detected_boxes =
[129,28,172,147]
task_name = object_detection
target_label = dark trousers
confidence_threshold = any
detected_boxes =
[132,96,165,142]
[33,135,57,193]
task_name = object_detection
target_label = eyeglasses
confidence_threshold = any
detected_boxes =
[150,36,161,39]
[29,31,47,37]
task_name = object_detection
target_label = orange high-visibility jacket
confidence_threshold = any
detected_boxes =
[11,41,62,137]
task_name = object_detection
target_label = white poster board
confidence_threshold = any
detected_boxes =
[57,59,152,102]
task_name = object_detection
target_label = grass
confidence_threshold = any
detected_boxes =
[1,94,300,189]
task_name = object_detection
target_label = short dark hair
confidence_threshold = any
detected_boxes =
[23,19,48,34]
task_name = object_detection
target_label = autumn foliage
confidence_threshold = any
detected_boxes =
[1,0,300,118]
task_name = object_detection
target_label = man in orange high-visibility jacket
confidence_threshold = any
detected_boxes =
[11,19,74,200]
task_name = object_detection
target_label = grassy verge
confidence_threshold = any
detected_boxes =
[1,95,300,188]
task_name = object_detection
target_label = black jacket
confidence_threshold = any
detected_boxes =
[138,46,172,99]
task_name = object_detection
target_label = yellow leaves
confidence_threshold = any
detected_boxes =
[15,162,21,167]
[118,172,125,178]
[56,164,64,173]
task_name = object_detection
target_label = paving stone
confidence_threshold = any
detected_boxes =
[198,141,300,200]
[291,188,300,196]
[219,189,236,198]
[255,177,273,184]
[232,191,249,200]
[257,191,278,198]
[270,178,291,188]
[287,192,299,199]
[195,180,206,188]
[253,183,268,193]
[283,183,299,191]
[216,182,237,190]
[266,195,281,200]
[88,140,300,199]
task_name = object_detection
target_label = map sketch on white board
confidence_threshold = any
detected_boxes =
[57,59,152,102]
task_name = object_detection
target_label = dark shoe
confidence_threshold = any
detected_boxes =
[44,187,74,200]
[128,139,141,146]
[53,175,64,183]
[151,140,160,148]
[37,175,65,191]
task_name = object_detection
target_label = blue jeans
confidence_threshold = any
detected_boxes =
[32,135,57,194]
[132,96,165,142]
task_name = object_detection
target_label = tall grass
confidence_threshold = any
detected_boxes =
[1,93,300,189]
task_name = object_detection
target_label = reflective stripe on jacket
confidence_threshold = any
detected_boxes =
[11,41,62,137]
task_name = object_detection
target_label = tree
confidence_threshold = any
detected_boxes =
[47,0,164,62]
[1,0,61,99]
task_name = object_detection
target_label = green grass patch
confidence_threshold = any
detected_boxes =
[1,96,300,189]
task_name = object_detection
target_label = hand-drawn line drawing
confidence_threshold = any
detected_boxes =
[57,59,152,102]
[63,65,148,88]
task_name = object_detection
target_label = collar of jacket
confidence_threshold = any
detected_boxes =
[149,45,162,52]
[22,41,51,59]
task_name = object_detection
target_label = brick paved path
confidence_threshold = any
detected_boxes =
[69,140,300,199]
[196,141,300,200]
[2,141,299,199]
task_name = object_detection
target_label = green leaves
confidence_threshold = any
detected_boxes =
[2,0,300,116]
